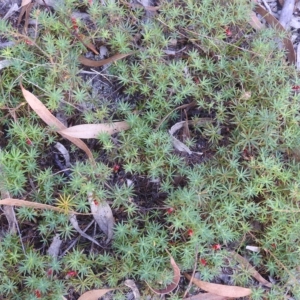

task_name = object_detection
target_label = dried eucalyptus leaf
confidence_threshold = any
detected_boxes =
[124,279,141,300]
[88,193,114,243]
[169,121,192,154]
[47,234,62,257]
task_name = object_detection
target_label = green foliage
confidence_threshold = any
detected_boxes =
[1,0,300,298]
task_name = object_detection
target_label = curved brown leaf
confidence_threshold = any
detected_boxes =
[185,293,227,300]
[78,289,113,300]
[77,33,99,55]
[254,4,296,64]
[88,194,114,243]
[78,53,132,67]
[229,252,272,288]
[184,273,251,298]
[124,279,141,300]
[59,122,130,139]
[20,85,95,165]
[147,254,180,294]
[248,11,264,30]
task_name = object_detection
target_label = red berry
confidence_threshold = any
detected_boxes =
[47,268,53,276]
[25,39,33,45]
[212,244,221,250]
[292,85,300,91]
[34,290,42,298]
[187,229,194,236]
[71,17,79,31]
[93,200,99,206]
[26,138,32,146]
[113,164,120,172]
[200,258,207,266]
[225,27,232,37]
[67,270,77,277]
[167,207,174,214]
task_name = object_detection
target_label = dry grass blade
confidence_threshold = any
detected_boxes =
[2,205,17,234]
[0,60,12,69]
[69,214,103,247]
[3,4,19,21]
[18,2,34,32]
[20,85,95,165]
[0,198,73,213]
[184,293,227,300]
[184,273,252,298]
[77,289,113,300]
[147,252,180,294]
[156,101,197,130]
[78,53,133,67]
[229,252,272,288]
[59,122,130,139]
[1,184,17,234]
[254,3,296,64]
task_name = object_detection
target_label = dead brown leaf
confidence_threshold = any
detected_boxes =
[124,279,141,299]
[248,11,265,30]
[254,4,296,64]
[184,273,252,298]
[20,85,95,165]
[78,53,133,67]
[47,234,62,257]
[59,122,130,139]
[18,2,34,32]
[229,252,272,288]
[185,293,227,300]
[88,193,114,243]
[77,33,99,55]
[77,289,113,300]
[21,0,32,7]
[147,253,180,294]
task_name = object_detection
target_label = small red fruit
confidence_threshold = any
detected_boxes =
[47,268,53,276]
[26,138,32,146]
[225,27,232,37]
[34,290,42,298]
[200,258,207,266]
[67,270,77,277]
[25,39,34,45]
[292,85,300,91]
[166,207,174,214]
[113,164,120,173]
[93,199,99,206]
[71,17,79,31]
[212,244,221,250]
[187,229,194,237]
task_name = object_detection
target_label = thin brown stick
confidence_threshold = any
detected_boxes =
[155,101,197,130]
[183,246,199,298]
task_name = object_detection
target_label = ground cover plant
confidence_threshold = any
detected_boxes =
[1,0,300,299]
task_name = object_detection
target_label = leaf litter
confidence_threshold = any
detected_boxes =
[147,251,180,295]
[87,192,114,243]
